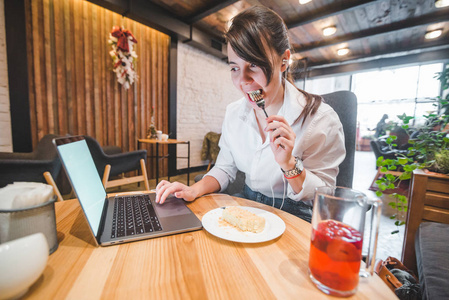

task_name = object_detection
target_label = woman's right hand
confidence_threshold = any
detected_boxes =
[155,180,199,204]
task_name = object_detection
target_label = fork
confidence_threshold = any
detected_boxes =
[248,90,285,149]
[248,90,268,118]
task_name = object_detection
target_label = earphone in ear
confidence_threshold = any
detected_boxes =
[282,59,288,66]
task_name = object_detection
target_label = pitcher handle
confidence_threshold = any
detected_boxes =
[360,198,382,278]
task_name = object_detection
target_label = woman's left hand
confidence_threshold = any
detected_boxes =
[265,115,296,170]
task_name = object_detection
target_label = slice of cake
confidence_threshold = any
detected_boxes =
[222,206,265,233]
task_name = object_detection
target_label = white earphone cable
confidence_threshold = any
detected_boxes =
[280,174,286,210]
[270,171,275,207]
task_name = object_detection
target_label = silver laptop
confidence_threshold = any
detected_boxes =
[54,136,202,246]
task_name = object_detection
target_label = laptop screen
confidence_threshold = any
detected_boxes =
[57,139,106,236]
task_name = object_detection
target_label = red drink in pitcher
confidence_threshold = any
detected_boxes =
[309,220,363,294]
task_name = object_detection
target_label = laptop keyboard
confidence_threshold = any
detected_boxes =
[111,194,162,238]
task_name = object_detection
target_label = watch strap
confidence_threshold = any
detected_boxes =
[281,157,303,178]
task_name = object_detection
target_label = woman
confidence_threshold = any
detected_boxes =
[156,6,345,222]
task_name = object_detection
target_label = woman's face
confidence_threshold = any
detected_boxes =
[227,44,288,110]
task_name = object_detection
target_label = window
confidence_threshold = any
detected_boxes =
[303,62,443,139]
[351,63,442,137]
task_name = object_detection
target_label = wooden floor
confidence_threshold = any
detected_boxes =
[93,150,405,261]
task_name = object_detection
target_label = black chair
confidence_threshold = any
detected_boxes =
[322,91,357,188]
[0,134,63,201]
[83,136,150,190]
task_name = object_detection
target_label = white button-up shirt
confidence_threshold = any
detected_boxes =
[205,81,345,205]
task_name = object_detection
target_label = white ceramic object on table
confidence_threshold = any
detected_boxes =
[161,134,168,141]
[0,233,49,300]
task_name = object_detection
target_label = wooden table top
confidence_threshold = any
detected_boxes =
[25,194,396,299]
[138,138,188,144]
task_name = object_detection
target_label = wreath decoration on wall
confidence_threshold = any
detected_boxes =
[108,26,138,89]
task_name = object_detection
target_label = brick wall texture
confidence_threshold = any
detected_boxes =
[176,42,241,169]
[0,0,12,152]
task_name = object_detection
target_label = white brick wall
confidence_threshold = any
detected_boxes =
[0,0,12,152]
[176,42,241,169]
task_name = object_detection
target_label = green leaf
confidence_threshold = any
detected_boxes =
[384,159,394,165]
[398,158,408,165]
[375,191,383,197]
[391,230,399,234]
[398,195,408,203]
[403,165,413,172]
[399,173,411,180]
[381,167,388,173]
[386,174,396,181]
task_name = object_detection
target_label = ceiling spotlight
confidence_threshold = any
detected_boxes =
[323,26,337,36]
[435,0,449,8]
[299,0,312,4]
[337,48,349,56]
[425,29,442,39]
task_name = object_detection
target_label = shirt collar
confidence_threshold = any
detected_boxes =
[281,81,306,126]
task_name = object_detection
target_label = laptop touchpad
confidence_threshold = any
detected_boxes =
[156,196,192,217]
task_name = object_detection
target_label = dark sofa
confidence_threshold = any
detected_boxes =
[415,222,449,299]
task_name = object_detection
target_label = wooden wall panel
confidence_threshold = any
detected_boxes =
[26,0,171,178]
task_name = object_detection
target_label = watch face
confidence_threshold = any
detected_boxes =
[296,157,304,172]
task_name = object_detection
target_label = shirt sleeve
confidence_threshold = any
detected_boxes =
[288,109,346,202]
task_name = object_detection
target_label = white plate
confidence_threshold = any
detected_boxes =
[202,206,286,243]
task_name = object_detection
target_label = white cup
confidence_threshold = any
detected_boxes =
[0,233,49,300]
[156,130,162,140]
[161,134,169,141]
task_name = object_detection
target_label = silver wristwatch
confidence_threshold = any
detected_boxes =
[281,156,304,178]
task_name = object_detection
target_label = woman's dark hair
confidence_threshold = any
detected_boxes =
[224,5,322,124]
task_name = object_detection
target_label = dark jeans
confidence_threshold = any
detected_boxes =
[234,184,312,223]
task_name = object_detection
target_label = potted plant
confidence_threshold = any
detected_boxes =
[374,66,449,233]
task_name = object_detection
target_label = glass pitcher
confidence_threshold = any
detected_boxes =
[308,186,382,297]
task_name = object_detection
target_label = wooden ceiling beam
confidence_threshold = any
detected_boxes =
[293,7,449,54]
[307,45,449,78]
[186,0,240,24]
[286,0,376,29]
[305,39,449,69]
[86,0,227,58]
